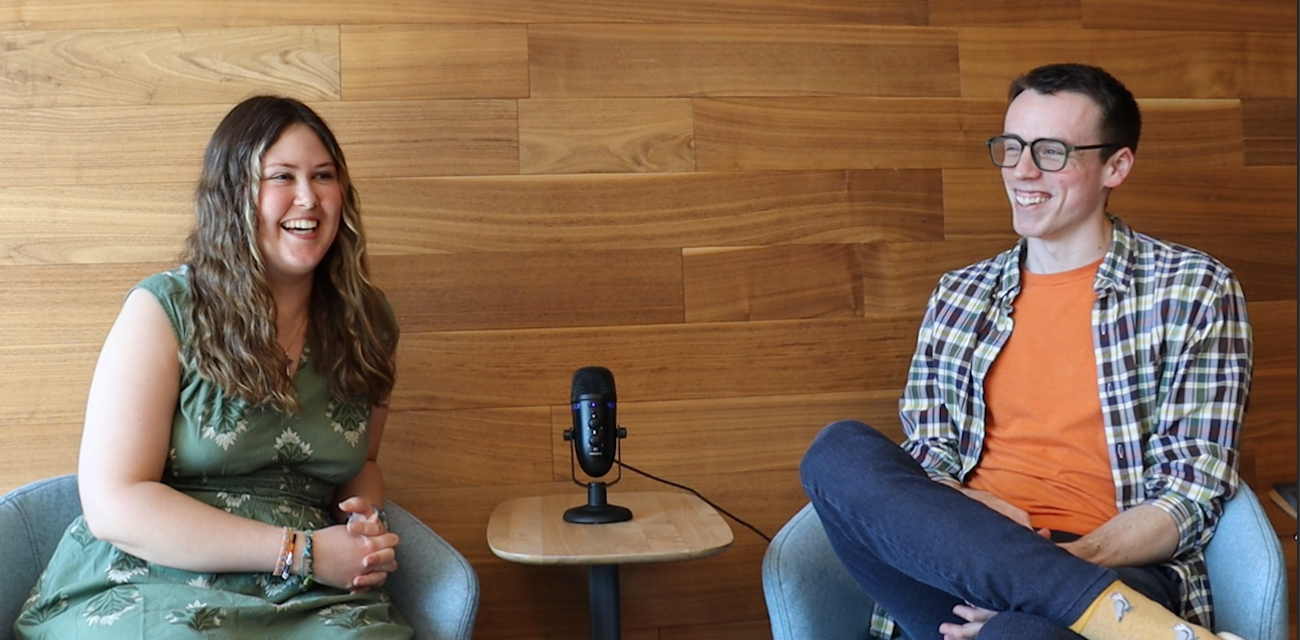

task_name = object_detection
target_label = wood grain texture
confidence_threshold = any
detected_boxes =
[381,408,556,490]
[550,391,906,481]
[315,100,519,178]
[1242,98,1299,166]
[683,245,861,322]
[340,25,528,100]
[0,262,165,346]
[392,317,918,411]
[694,98,1004,171]
[0,184,192,264]
[0,27,338,107]
[0,422,81,494]
[486,492,733,564]
[959,28,1298,99]
[1,0,930,28]
[0,105,222,187]
[847,169,947,239]
[0,345,96,426]
[860,239,1016,314]
[519,98,695,174]
[371,250,685,332]
[358,172,863,252]
[529,24,959,98]
[929,0,1081,26]
[1082,0,1299,32]
[943,166,1297,238]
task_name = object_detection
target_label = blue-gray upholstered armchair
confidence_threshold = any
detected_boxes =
[0,474,480,640]
[763,483,1287,640]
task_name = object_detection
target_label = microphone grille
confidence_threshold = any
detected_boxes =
[571,366,616,400]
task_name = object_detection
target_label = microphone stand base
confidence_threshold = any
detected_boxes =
[564,482,634,524]
[563,504,633,524]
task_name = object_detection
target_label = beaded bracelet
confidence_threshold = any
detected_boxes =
[299,529,315,588]
[272,526,295,580]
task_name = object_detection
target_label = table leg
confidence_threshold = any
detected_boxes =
[587,564,620,640]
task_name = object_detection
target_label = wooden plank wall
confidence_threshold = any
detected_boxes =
[1,1,1295,638]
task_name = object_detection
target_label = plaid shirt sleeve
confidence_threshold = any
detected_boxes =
[1136,266,1251,556]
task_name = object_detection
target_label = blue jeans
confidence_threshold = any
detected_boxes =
[800,420,1178,640]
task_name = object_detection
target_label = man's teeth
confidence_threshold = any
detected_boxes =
[1016,194,1048,206]
[282,220,318,231]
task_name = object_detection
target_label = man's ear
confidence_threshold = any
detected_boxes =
[1103,147,1135,188]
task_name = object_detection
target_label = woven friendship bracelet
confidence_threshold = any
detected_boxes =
[300,530,315,588]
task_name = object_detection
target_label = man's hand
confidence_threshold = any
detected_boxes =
[939,602,998,640]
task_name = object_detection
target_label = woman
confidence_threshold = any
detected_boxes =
[16,96,411,638]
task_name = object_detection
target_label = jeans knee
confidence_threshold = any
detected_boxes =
[800,420,883,494]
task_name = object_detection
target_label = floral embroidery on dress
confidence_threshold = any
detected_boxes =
[218,491,252,512]
[201,397,250,451]
[319,603,377,629]
[257,573,296,599]
[83,587,141,626]
[327,400,370,447]
[166,600,227,631]
[274,428,313,464]
[17,591,68,625]
[105,550,149,584]
[70,519,97,547]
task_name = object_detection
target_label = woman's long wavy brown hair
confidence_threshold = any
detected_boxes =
[180,96,397,413]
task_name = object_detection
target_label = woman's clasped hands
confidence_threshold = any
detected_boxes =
[310,496,400,593]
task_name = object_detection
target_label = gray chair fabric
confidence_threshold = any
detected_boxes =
[0,474,479,640]
[763,483,1288,640]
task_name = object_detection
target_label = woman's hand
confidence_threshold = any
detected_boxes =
[309,523,400,592]
[338,496,389,537]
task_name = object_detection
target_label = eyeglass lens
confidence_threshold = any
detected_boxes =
[988,137,1071,171]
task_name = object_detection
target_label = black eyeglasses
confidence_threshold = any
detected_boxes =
[986,135,1118,172]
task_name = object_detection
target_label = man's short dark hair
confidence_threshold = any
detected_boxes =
[1008,63,1141,159]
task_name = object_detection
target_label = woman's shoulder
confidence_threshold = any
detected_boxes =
[132,266,191,339]
[135,266,190,300]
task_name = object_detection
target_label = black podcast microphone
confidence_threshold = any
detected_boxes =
[563,366,632,524]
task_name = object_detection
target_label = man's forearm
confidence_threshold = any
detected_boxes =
[1060,504,1179,567]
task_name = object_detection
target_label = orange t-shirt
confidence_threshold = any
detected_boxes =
[965,258,1119,535]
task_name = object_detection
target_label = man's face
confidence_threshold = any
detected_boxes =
[1000,90,1132,247]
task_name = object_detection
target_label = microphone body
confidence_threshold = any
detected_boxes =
[563,366,632,524]
[572,393,617,478]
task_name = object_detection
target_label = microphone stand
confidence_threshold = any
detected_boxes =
[563,432,633,525]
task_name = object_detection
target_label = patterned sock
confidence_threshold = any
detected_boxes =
[1068,580,1243,640]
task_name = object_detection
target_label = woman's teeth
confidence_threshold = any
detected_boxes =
[281,220,318,232]
[1016,194,1048,206]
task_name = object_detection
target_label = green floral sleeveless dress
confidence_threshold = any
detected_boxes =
[15,269,411,639]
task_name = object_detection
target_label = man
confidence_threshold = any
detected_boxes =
[800,63,1252,640]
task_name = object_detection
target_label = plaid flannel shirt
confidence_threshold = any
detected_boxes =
[870,217,1253,638]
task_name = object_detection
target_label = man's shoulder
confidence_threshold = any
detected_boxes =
[937,244,1019,289]
[1121,228,1238,284]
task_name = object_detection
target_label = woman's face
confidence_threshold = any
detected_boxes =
[255,123,343,286]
